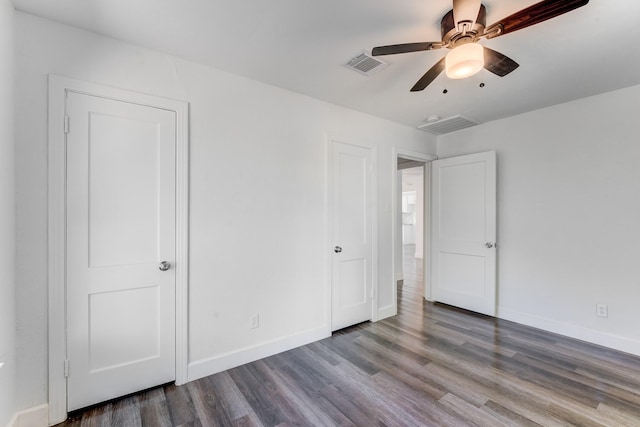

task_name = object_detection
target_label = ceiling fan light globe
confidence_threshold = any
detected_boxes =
[445,43,484,79]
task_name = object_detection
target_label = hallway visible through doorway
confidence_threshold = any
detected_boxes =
[399,243,423,299]
[398,162,425,300]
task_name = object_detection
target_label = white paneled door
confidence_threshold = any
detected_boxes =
[331,141,374,331]
[431,151,497,316]
[66,92,177,410]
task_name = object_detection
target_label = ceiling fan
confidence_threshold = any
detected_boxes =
[371,0,589,91]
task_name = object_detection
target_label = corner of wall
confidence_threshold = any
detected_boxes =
[0,0,16,426]
[377,304,397,321]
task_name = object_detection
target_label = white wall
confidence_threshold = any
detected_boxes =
[14,12,436,409]
[0,1,15,425]
[437,84,640,355]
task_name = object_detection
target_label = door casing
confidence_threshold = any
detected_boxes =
[47,75,189,424]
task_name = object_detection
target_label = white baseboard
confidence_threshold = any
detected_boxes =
[498,307,640,357]
[187,326,329,382]
[377,304,397,321]
[6,404,48,427]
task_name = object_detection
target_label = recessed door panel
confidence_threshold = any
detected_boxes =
[88,286,160,372]
[88,113,159,267]
[439,162,486,242]
[339,259,367,308]
[338,153,367,245]
[439,252,486,297]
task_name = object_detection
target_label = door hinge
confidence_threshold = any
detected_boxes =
[64,359,69,378]
[64,116,70,134]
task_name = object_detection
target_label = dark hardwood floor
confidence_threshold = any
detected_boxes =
[58,246,640,426]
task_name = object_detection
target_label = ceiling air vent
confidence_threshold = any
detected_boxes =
[345,52,388,76]
[417,115,478,135]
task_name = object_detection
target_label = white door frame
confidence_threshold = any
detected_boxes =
[47,75,189,424]
[327,137,378,331]
[393,149,437,310]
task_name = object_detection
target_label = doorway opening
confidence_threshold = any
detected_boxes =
[400,166,424,298]
[394,151,435,309]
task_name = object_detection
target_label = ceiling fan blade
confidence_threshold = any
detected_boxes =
[486,0,589,38]
[483,47,519,77]
[372,42,439,56]
[453,0,482,29]
[410,57,446,92]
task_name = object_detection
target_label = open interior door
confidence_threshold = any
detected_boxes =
[431,151,496,316]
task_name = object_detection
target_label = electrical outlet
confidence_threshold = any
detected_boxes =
[249,314,259,329]
[596,304,608,318]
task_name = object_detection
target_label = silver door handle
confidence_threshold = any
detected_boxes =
[485,242,495,248]
[159,261,172,271]
[334,246,342,253]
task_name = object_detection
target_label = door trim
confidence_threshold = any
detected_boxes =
[390,149,437,318]
[327,136,378,331]
[47,75,189,424]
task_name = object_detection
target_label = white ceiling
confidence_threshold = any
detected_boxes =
[13,0,640,129]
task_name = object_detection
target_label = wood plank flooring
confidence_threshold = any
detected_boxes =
[57,246,640,426]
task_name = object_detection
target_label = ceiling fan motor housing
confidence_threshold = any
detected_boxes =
[441,5,486,48]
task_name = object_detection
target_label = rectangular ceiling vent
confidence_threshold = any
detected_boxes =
[417,115,478,135]
[345,52,388,76]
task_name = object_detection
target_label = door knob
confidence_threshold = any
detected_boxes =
[334,246,343,253]
[159,261,172,271]
[485,242,495,248]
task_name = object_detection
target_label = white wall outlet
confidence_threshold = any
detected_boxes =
[596,304,608,318]
[249,314,259,329]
